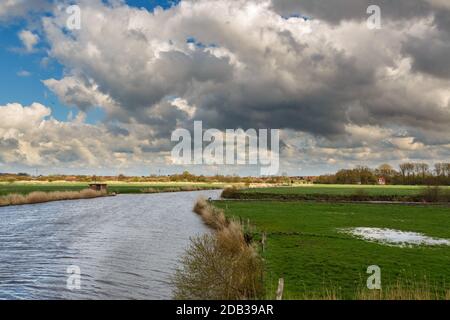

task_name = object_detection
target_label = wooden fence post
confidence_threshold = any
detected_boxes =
[276,278,284,300]
[261,232,267,252]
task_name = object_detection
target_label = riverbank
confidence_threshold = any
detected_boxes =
[0,181,229,207]
[0,189,108,207]
[173,198,264,300]
[222,185,450,203]
[0,181,227,196]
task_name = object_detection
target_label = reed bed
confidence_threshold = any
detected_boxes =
[0,189,107,207]
[172,197,264,300]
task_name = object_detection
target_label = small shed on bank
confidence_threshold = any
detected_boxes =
[89,183,108,192]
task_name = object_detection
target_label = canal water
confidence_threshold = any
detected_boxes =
[0,190,220,299]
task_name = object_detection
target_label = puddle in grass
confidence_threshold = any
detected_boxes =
[340,227,450,247]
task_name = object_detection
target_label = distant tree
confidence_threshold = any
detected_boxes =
[435,163,444,176]
[17,172,30,177]
[315,174,336,184]
[375,164,396,184]
[417,163,429,179]
[399,163,415,183]
[399,163,408,182]
[444,163,450,177]
[405,163,415,177]
[355,166,377,185]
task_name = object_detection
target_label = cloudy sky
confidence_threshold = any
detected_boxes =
[0,0,449,176]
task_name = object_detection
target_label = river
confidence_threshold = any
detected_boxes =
[0,190,221,300]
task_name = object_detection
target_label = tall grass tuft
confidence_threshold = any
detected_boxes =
[173,198,264,300]
[193,197,228,230]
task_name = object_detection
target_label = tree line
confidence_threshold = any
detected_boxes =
[0,171,299,185]
[316,163,450,185]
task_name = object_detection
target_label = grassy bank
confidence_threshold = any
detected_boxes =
[0,181,223,196]
[172,198,264,300]
[0,181,223,207]
[242,185,432,196]
[223,185,450,202]
[214,200,450,299]
[0,189,107,207]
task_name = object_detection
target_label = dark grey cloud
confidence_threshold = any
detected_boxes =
[79,49,233,115]
[106,124,130,137]
[187,43,377,136]
[272,0,450,81]
[402,34,450,79]
[43,1,450,136]
[0,138,19,162]
[0,138,19,149]
[271,0,433,24]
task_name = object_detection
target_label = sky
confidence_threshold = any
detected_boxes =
[0,0,449,176]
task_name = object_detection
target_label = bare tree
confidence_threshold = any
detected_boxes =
[414,163,421,177]
[399,163,408,180]
[405,163,415,178]
[418,163,429,179]
[444,163,450,177]
[435,163,443,176]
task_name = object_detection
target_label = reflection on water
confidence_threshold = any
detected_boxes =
[0,190,220,300]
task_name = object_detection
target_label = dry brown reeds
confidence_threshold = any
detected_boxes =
[275,282,450,300]
[193,197,228,230]
[0,189,106,207]
[173,197,264,300]
[357,281,450,300]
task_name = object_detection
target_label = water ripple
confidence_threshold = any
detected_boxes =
[0,190,220,300]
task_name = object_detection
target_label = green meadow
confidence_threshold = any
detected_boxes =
[214,200,450,299]
[242,184,445,196]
